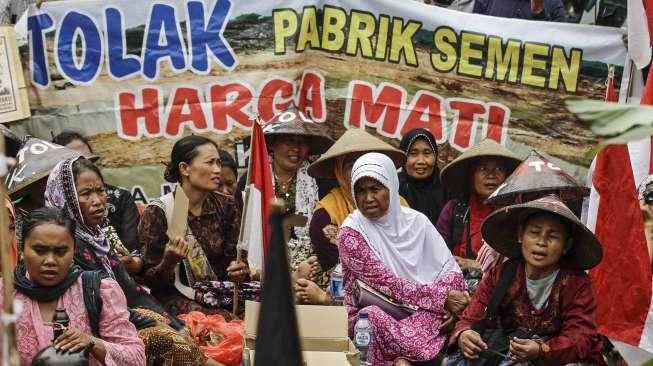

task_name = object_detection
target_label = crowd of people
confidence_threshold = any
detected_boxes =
[0,103,640,366]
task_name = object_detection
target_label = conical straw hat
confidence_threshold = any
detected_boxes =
[481,195,603,270]
[440,139,521,197]
[307,128,406,178]
[7,137,81,195]
[485,150,589,206]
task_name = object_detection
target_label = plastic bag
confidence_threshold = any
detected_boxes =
[178,311,245,366]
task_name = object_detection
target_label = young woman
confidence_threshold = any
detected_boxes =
[10,207,144,365]
[140,135,248,318]
[446,195,605,365]
[340,153,467,366]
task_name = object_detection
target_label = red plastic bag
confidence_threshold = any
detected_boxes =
[179,311,245,366]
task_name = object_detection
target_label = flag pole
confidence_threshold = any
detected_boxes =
[233,118,259,316]
[0,132,18,365]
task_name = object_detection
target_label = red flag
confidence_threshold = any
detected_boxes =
[588,144,652,347]
[240,122,275,270]
[586,58,653,354]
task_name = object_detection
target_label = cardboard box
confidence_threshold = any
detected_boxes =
[346,340,360,366]
[245,301,350,352]
[249,350,350,366]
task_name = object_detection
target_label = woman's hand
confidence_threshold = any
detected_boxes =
[509,338,541,362]
[54,328,97,353]
[227,261,249,282]
[458,329,487,360]
[446,290,470,317]
[116,245,142,275]
[162,236,189,268]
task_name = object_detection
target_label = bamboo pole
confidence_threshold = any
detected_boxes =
[0,133,18,365]
[232,119,257,316]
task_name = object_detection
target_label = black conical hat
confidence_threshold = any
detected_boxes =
[485,150,589,206]
[6,137,81,195]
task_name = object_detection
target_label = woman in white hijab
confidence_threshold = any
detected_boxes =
[339,152,467,366]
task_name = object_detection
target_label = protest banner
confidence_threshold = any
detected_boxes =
[15,0,626,201]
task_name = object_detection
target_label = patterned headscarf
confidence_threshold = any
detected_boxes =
[44,157,110,257]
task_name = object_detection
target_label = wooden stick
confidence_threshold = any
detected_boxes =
[232,118,257,316]
[0,133,18,365]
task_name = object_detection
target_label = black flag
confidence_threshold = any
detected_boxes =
[254,205,303,365]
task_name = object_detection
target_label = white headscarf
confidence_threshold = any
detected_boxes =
[342,152,461,284]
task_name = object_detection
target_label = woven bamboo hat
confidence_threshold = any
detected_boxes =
[485,150,589,206]
[481,195,603,270]
[307,128,406,178]
[440,139,521,197]
[245,109,334,155]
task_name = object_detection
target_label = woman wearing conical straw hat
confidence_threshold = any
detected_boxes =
[445,195,604,365]
[435,139,521,282]
[235,109,334,281]
[296,128,408,305]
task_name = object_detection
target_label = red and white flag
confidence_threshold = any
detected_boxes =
[585,66,653,361]
[239,122,275,270]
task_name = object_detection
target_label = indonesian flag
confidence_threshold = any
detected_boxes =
[239,122,274,270]
[586,66,653,361]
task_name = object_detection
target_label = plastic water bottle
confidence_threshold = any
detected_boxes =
[329,262,345,303]
[354,310,372,366]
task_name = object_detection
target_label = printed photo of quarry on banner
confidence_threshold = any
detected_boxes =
[0,0,650,365]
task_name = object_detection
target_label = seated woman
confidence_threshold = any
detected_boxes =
[140,135,249,318]
[436,139,521,277]
[236,110,333,280]
[446,195,605,365]
[340,153,467,366]
[398,128,447,226]
[10,207,145,365]
[301,128,407,305]
[44,156,217,366]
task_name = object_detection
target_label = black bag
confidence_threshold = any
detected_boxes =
[469,259,531,366]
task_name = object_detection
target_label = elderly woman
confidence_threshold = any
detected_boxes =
[9,207,144,365]
[45,156,217,366]
[140,135,247,319]
[236,110,333,279]
[299,129,407,305]
[398,128,447,225]
[446,195,605,365]
[339,152,467,366]
[436,139,521,274]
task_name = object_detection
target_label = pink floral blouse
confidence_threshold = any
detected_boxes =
[7,277,145,365]
[339,227,466,365]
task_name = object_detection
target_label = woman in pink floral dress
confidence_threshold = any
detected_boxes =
[339,153,467,365]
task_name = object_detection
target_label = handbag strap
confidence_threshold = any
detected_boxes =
[483,258,520,320]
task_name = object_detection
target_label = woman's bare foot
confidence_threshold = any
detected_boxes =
[295,278,330,305]
[394,358,412,366]
[296,256,319,280]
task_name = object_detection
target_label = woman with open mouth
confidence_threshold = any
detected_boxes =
[436,139,521,284]
[446,195,605,365]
